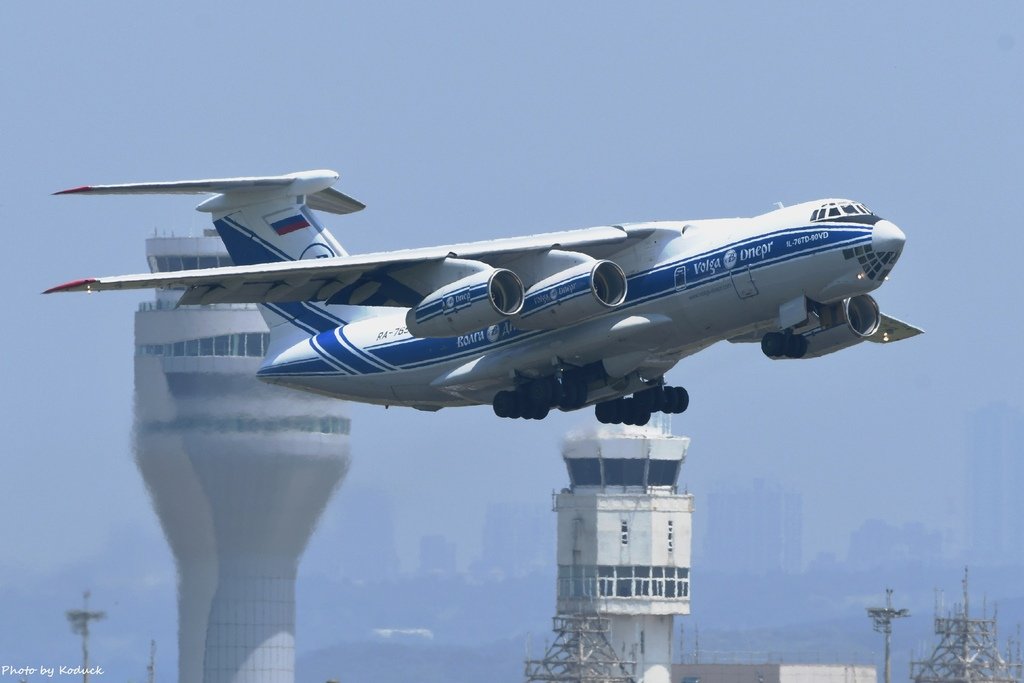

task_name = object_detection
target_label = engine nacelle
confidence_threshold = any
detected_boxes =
[513,260,627,330]
[802,294,881,358]
[406,268,524,337]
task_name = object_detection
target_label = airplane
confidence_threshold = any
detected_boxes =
[46,169,921,425]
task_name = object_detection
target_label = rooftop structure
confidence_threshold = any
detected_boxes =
[134,231,351,683]
[671,663,876,683]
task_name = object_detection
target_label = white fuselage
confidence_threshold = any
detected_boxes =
[257,201,899,409]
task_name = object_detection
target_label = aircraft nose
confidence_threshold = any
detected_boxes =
[872,219,906,252]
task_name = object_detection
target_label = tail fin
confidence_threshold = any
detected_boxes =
[59,169,364,338]
[200,171,363,339]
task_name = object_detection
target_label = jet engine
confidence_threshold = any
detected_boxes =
[406,268,524,337]
[801,294,881,358]
[513,260,627,330]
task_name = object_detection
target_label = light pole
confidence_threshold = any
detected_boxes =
[867,588,909,683]
[66,591,105,683]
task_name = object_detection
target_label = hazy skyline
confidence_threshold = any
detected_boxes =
[2,1,1022,678]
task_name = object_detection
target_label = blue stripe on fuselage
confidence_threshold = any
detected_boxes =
[626,226,869,307]
[258,357,336,376]
[314,328,389,374]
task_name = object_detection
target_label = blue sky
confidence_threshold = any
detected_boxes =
[0,0,1021,667]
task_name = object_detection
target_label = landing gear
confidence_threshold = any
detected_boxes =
[492,390,519,418]
[492,368,682,424]
[491,374,589,420]
[556,376,588,411]
[594,385,689,426]
[761,331,808,359]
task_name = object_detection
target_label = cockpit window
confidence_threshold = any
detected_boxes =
[810,201,873,222]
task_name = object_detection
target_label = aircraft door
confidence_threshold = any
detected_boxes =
[730,265,759,299]
[673,265,687,291]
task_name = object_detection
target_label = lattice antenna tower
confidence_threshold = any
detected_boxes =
[524,614,636,683]
[867,588,910,683]
[65,591,106,683]
[911,567,1024,683]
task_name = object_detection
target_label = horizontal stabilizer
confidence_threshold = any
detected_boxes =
[55,169,364,215]
[307,186,365,215]
[867,314,923,344]
[54,176,293,195]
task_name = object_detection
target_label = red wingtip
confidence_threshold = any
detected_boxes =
[44,278,99,294]
[53,185,94,195]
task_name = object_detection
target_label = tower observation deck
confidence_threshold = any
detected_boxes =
[134,231,351,683]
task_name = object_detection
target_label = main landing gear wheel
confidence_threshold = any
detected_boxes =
[785,334,808,359]
[557,379,588,411]
[594,385,689,425]
[492,376,586,421]
[524,402,549,420]
[664,386,689,414]
[492,390,517,418]
[761,332,808,359]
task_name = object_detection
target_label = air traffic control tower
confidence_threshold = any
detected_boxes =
[134,231,351,683]
[527,422,692,683]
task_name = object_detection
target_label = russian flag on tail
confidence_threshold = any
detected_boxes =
[270,214,311,236]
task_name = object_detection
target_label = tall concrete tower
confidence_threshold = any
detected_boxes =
[551,421,692,683]
[133,231,351,683]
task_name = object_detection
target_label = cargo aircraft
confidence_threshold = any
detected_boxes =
[47,170,921,424]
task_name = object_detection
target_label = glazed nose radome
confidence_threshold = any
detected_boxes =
[872,220,906,252]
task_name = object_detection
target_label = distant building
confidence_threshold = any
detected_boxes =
[967,404,1024,564]
[472,502,552,578]
[702,479,802,574]
[673,663,875,683]
[846,519,941,570]
[332,486,401,581]
[418,535,457,576]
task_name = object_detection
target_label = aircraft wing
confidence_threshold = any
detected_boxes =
[866,314,924,343]
[45,225,639,305]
